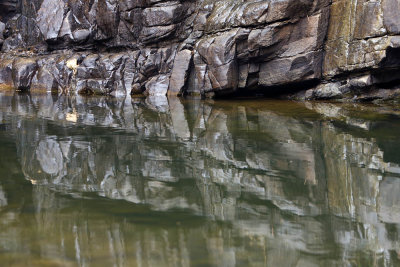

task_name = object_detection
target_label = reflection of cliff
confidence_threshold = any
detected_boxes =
[1,93,400,265]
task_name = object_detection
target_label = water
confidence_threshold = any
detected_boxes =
[0,93,400,266]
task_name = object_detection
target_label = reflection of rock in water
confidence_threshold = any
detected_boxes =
[36,139,64,175]
[378,178,400,224]
[1,93,400,265]
[0,185,6,207]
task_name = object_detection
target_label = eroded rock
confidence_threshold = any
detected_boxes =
[168,49,192,95]
[12,58,38,90]
[0,0,399,100]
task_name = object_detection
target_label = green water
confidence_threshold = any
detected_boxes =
[0,93,400,266]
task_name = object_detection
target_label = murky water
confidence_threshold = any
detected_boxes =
[0,93,400,266]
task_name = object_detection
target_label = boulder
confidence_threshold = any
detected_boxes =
[145,74,170,96]
[12,58,38,90]
[312,82,350,99]
[0,56,13,87]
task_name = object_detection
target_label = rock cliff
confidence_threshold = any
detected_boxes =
[0,0,399,100]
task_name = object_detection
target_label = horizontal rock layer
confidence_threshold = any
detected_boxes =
[0,0,399,100]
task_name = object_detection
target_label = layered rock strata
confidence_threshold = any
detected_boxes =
[0,0,399,100]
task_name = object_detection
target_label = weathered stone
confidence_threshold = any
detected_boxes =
[145,74,170,96]
[195,29,242,92]
[36,0,65,40]
[312,82,350,99]
[207,62,238,92]
[12,58,38,90]
[58,9,92,43]
[0,0,399,100]
[119,0,146,11]
[140,25,177,44]
[0,56,13,86]
[349,75,372,88]
[382,0,400,34]
[93,0,119,41]
[259,52,323,87]
[84,79,114,95]
[73,29,91,42]
[142,4,184,27]
[31,57,60,93]
[2,15,47,52]
[168,49,192,95]
[197,29,239,67]
[323,0,397,78]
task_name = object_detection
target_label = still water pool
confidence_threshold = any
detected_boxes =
[0,93,400,266]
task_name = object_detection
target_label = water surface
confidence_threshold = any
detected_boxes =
[0,93,400,266]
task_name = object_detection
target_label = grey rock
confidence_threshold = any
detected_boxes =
[31,57,59,93]
[0,56,13,86]
[390,36,400,48]
[312,82,350,99]
[140,25,177,44]
[357,87,400,101]
[197,29,239,67]
[349,75,372,88]
[92,0,119,41]
[168,49,192,95]
[195,29,241,92]
[2,15,47,52]
[36,0,65,40]
[36,139,64,175]
[145,74,170,96]
[142,4,184,27]
[207,62,238,92]
[0,0,398,101]
[382,0,400,34]
[12,58,38,90]
[259,52,323,87]
[84,79,114,95]
[72,29,91,42]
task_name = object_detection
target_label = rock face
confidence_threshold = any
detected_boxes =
[0,0,399,100]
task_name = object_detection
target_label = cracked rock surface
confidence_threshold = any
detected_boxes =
[0,0,399,100]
